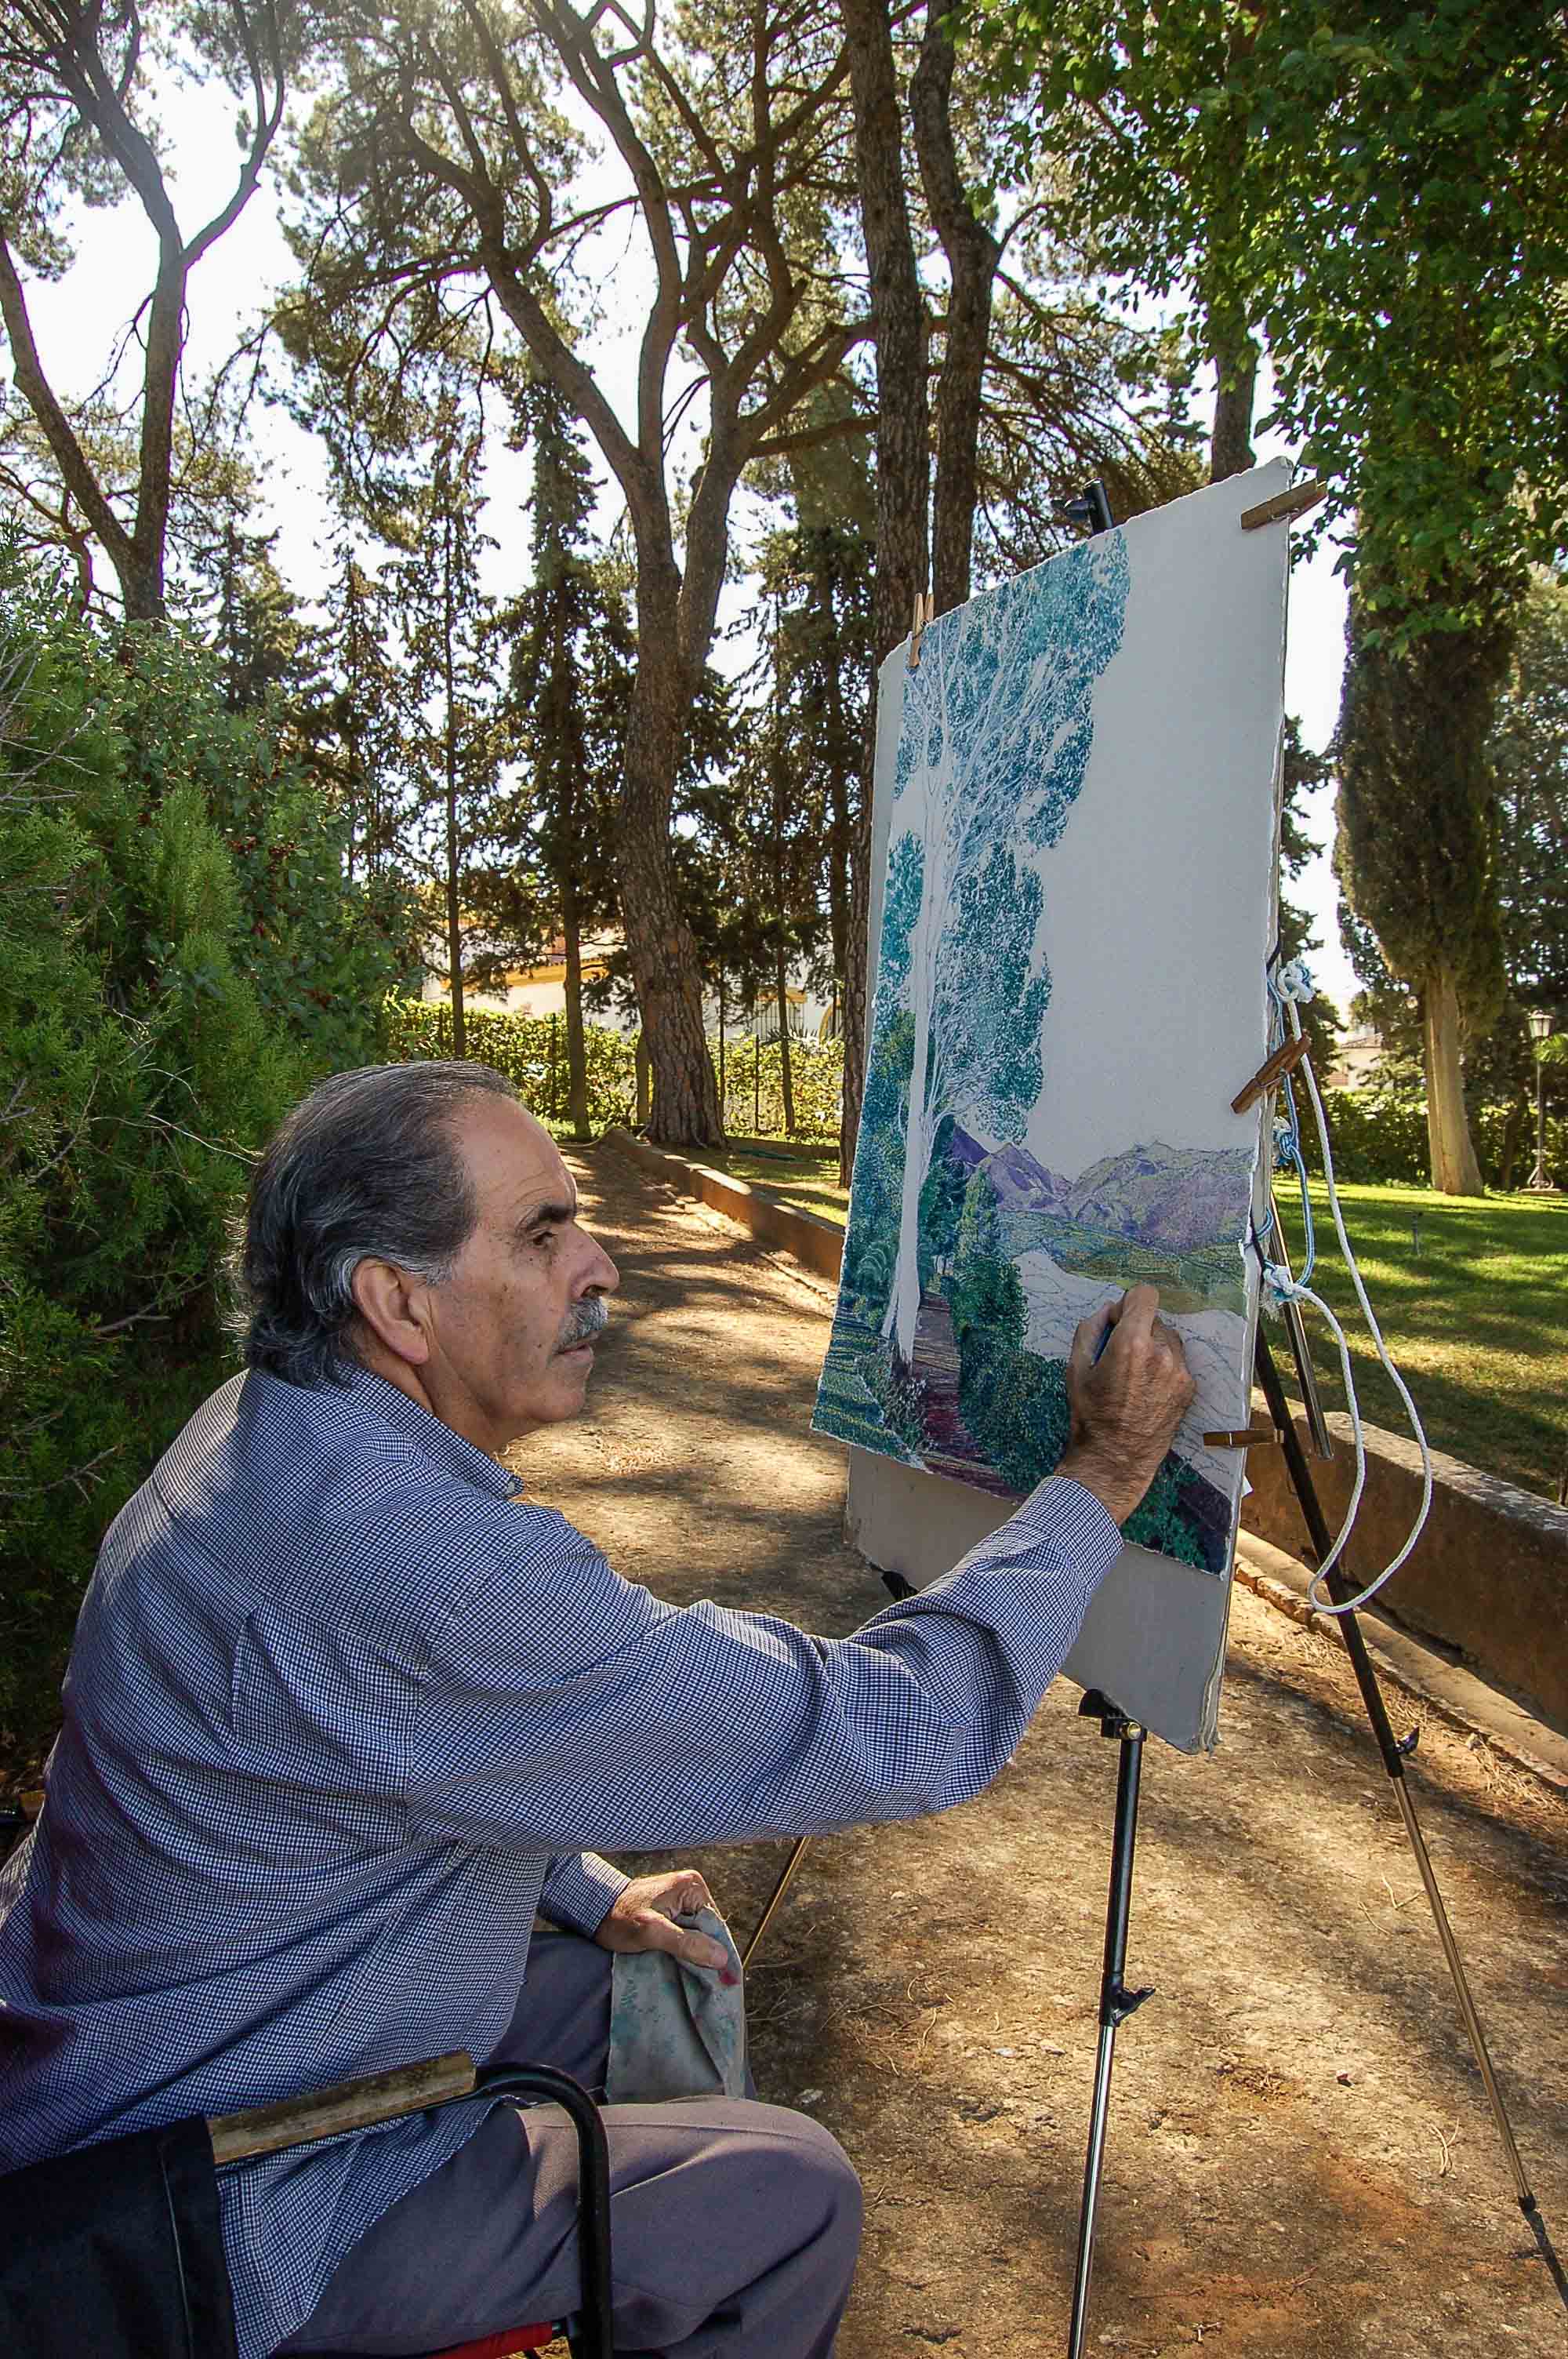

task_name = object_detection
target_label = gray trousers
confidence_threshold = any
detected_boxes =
[278,1933,862,2358]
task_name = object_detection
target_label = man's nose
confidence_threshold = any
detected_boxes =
[583,1236,619,1295]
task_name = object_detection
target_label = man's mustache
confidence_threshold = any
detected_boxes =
[557,1296,610,1351]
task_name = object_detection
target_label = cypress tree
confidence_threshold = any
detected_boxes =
[1335,578,1513,1194]
[501,380,630,1137]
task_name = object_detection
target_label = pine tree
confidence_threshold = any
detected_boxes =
[305,545,410,887]
[495,380,633,1135]
[390,420,510,1060]
[189,516,318,717]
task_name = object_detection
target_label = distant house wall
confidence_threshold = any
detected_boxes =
[421,934,636,1034]
[422,928,839,1040]
[1320,1027,1385,1090]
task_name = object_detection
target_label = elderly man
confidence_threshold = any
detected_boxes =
[0,1061,1193,2359]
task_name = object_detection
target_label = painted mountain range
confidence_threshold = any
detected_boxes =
[953,1127,1252,1252]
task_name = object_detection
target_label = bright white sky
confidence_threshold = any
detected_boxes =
[10,83,1358,1012]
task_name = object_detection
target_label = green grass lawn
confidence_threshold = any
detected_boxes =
[699,1146,1568,1502]
[702,1140,849,1225]
[1270,1180,1568,1503]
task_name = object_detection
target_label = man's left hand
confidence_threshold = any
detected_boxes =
[593,1870,736,1982]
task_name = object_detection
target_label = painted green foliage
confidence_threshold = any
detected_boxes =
[877,535,1132,1363]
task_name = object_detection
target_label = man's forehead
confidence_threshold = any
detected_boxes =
[458,1096,575,1214]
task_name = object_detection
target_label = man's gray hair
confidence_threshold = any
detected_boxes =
[234,1060,519,1388]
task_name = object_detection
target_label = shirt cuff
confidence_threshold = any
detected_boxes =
[1008,1474,1125,1580]
[539,1851,631,1938]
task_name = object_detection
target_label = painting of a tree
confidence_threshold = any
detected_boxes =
[815,466,1288,1600]
[877,533,1131,1360]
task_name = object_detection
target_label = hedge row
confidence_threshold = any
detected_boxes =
[382,998,641,1127]
[386,998,846,1140]
[1305,1089,1565,1190]
[715,1033,843,1140]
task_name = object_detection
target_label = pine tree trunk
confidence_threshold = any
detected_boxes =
[776,941,796,1135]
[823,637,851,1007]
[635,1031,652,1129]
[562,890,591,1141]
[1423,966,1485,1194]
[615,629,722,1147]
[446,822,465,1059]
[443,514,465,1059]
[910,0,1000,617]
[839,0,931,1187]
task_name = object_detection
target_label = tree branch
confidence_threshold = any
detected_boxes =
[0,230,136,572]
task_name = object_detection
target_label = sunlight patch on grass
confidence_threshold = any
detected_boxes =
[1272,1181,1568,1499]
[681,1153,1565,1498]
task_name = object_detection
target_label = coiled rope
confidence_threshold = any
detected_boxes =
[1253,958,1434,1616]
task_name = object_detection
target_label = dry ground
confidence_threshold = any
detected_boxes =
[513,1143,1568,2359]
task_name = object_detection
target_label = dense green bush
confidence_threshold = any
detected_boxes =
[383,997,641,1128]
[0,556,409,1745]
[386,998,847,1142]
[1302,1088,1564,1190]
[716,1034,842,1140]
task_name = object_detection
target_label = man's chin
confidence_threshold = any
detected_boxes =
[546,1343,597,1411]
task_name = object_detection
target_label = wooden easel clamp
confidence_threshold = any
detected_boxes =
[908,588,935,670]
[1232,1032,1308,1114]
[1240,476,1327,532]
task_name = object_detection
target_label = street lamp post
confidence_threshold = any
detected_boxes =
[1527,1009,1555,1191]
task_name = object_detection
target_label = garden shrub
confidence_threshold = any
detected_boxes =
[715,1034,842,1141]
[0,555,407,1746]
[1301,1088,1564,1190]
[382,997,640,1129]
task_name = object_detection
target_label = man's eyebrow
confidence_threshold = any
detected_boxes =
[516,1195,579,1230]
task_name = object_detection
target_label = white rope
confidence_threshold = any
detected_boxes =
[1255,981,1434,1616]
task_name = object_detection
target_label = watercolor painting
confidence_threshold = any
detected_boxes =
[814,482,1285,1579]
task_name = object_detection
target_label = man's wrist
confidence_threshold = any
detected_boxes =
[1054,1448,1142,1527]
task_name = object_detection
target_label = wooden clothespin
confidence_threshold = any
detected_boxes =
[1202,1423,1283,1450]
[1240,476,1327,532]
[1231,1032,1309,1115]
[908,588,935,671]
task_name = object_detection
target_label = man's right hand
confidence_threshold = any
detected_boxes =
[1054,1284,1196,1525]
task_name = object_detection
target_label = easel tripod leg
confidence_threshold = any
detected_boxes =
[1067,1703,1154,2359]
[1253,1332,1566,2306]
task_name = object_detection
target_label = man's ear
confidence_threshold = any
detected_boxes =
[350,1258,434,1368]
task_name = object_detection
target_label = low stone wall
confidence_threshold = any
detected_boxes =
[601,1129,846,1283]
[601,1131,1568,1729]
[1240,1411,1568,1730]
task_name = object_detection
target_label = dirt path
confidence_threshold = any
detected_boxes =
[517,1143,1568,2359]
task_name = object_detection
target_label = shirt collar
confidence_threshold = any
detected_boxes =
[332,1366,524,1499]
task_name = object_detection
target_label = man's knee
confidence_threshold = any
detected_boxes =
[746,2103,864,2259]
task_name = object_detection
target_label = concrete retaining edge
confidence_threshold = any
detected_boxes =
[601,1127,847,1282]
[598,1129,1568,1738]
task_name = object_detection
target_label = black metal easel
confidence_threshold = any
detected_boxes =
[1058,474,1562,2356]
[750,475,1563,2348]
[1065,1690,1152,2357]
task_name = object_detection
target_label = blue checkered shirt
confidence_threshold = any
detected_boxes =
[0,1367,1120,2358]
